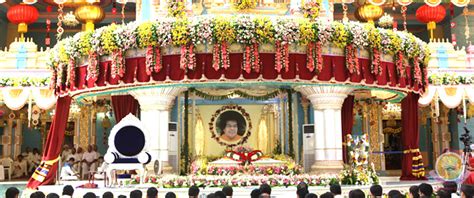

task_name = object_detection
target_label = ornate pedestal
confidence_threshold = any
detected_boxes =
[296,86,354,174]
[130,87,186,174]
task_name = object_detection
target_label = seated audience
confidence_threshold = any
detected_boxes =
[103,191,114,198]
[5,187,20,198]
[214,191,226,198]
[409,185,420,198]
[349,189,365,198]
[437,189,451,198]
[83,192,96,198]
[147,187,158,198]
[189,185,200,198]
[30,191,45,198]
[330,184,342,198]
[165,192,177,198]
[13,155,27,178]
[250,189,261,198]
[370,185,383,197]
[31,148,41,173]
[259,184,271,196]
[321,192,335,198]
[46,193,59,198]
[461,184,474,198]
[388,190,403,198]
[130,190,142,198]
[62,185,74,198]
[223,186,233,198]
[305,193,318,198]
[60,158,79,180]
[419,183,434,198]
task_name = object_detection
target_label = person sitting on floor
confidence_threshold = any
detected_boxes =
[61,158,79,181]
[5,187,20,198]
[31,148,41,173]
[12,155,27,178]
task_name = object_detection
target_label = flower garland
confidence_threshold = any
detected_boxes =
[274,18,299,73]
[234,16,260,73]
[190,88,282,101]
[48,16,429,90]
[132,174,338,188]
[234,0,257,10]
[211,17,235,71]
[429,73,474,85]
[341,134,379,185]
[365,24,382,76]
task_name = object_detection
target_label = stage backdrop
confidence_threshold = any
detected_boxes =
[191,104,278,156]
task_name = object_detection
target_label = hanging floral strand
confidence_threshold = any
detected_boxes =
[56,3,64,40]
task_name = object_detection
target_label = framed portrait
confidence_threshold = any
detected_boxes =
[209,104,252,147]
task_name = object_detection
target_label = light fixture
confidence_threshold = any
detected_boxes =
[22,0,38,4]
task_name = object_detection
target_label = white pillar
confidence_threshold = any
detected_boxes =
[130,87,186,173]
[295,86,353,173]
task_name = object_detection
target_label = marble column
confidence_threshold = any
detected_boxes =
[130,87,186,173]
[295,86,354,173]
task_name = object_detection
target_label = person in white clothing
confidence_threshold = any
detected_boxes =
[81,145,98,179]
[30,148,41,173]
[61,158,79,180]
[74,147,83,173]
[22,147,34,173]
[61,145,72,161]
[94,159,108,180]
[12,155,27,178]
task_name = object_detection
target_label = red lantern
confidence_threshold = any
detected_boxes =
[7,4,39,37]
[416,4,446,39]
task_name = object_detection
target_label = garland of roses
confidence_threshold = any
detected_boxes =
[49,16,430,92]
[190,88,282,101]
[235,16,260,73]
[66,58,76,91]
[212,17,234,71]
[209,104,252,147]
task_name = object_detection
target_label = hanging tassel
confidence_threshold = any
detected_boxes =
[180,45,187,70]
[306,42,315,72]
[316,42,323,74]
[188,44,196,70]
[145,46,154,75]
[154,47,162,73]
[244,45,251,73]
[87,52,98,82]
[275,41,282,72]
[253,43,260,73]
[67,58,76,90]
[222,42,229,70]
[212,44,220,71]
[283,43,289,72]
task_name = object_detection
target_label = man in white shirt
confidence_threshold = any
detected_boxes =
[61,145,72,161]
[61,158,79,180]
[74,147,83,173]
[12,155,27,178]
[29,148,41,174]
[81,145,98,179]
[22,147,34,172]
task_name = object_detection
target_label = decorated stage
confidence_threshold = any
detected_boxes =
[33,177,439,198]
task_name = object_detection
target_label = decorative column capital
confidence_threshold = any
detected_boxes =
[130,87,187,111]
[295,86,354,110]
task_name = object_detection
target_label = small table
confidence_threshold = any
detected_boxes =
[105,163,145,187]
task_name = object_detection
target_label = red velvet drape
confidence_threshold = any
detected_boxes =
[26,96,72,189]
[111,95,139,122]
[341,95,355,163]
[400,93,426,180]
